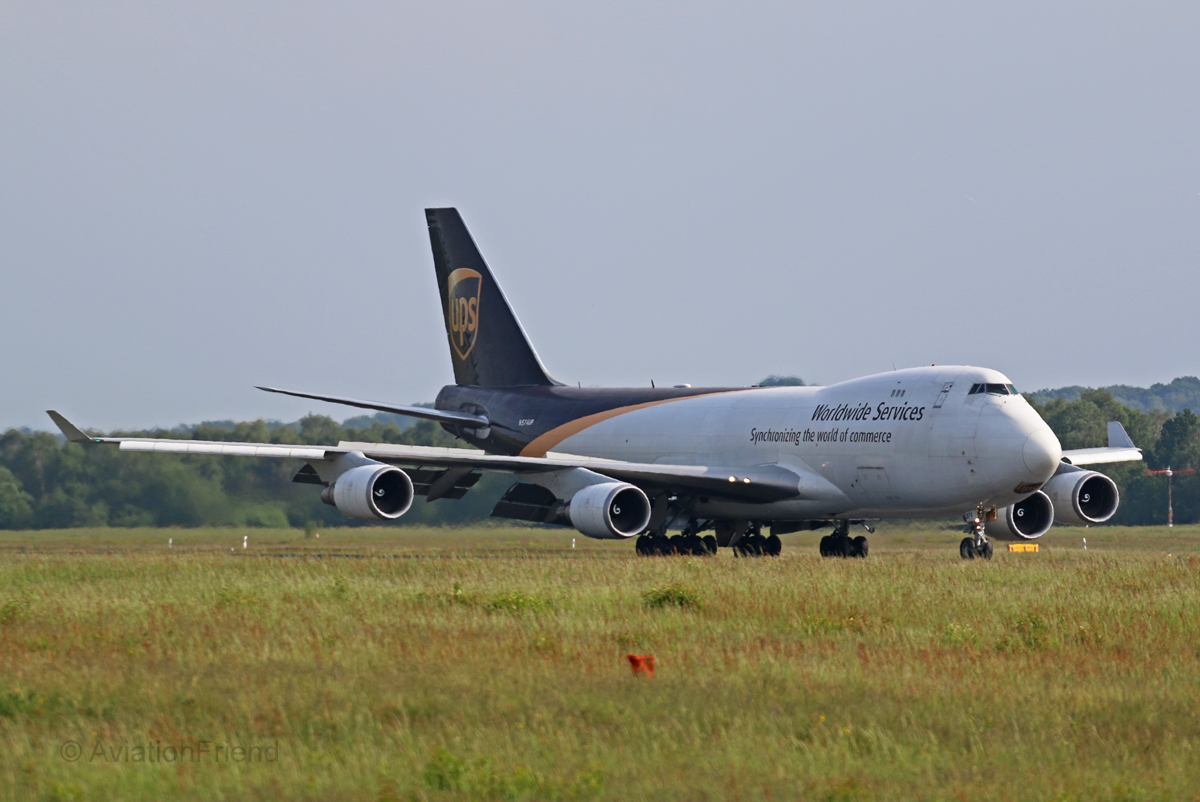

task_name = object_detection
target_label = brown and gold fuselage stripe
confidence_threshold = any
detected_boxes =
[517,389,750,457]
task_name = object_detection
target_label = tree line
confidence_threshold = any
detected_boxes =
[0,388,1196,529]
[1031,376,1200,414]
[0,415,508,530]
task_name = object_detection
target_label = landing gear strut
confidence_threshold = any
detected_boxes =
[959,506,994,560]
[819,521,869,558]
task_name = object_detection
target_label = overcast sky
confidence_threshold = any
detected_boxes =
[3,2,1197,432]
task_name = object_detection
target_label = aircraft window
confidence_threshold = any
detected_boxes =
[1006,383,1018,394]
[969,384,983,394]
[984,383,1015,395]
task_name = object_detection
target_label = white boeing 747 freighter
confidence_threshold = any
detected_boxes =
[50,209,1142,558]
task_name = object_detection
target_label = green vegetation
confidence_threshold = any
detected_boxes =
[1031,376,1200,414]
[642,582,703,610]
[1,524,1199,800]
[757,374,806,386]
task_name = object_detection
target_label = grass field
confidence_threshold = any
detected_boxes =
[1,523,1199,801]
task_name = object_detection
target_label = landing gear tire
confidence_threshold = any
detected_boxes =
[764,534,782,556]
[821,520,868,558]
[635,535,652,556]
[652,533,671,556]
[702,535,718,555]
[959,537,975,560]
[959,536,993,560]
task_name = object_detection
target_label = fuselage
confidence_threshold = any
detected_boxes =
[436,365,1062,521]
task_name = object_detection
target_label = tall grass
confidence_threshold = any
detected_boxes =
[0,525,1198,800]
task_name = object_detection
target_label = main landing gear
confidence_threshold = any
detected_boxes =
[819,521,869,558]
[960,506,994,560]
[634,521,717,557]
[731,522,782,558]
[633,520,780,557]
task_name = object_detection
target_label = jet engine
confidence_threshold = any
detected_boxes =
[320,464,414,521]
[986,490,1054,541]
[1042,469,1119,526]
[567,482,651,539]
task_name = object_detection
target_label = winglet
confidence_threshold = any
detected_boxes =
[46,411,98,443]
[1108,421,1136,449]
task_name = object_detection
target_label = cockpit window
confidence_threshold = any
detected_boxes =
[969,383,1018,396]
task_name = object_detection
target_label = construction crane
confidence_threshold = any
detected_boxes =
[1145,467,1194,527]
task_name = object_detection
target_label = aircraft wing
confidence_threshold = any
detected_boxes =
[47,411,804,503]
[1060,447,1143,466]
[1060,421,1143,466]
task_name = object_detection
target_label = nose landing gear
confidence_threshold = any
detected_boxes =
[959,506,994,560]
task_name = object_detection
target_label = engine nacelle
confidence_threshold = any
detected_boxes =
[320,464,414,521]
[567,482,651,540]
[1042,469,1119,526]
[986,490,1054,541]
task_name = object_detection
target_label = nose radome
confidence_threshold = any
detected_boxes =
[1023,429,1062,480]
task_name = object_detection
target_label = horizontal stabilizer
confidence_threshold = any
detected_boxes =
[256,386,489,427]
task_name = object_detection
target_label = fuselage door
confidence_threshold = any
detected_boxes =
[851,466,897,503]
[933,382,954,409]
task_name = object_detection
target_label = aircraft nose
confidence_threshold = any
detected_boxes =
[1023,429,1062,480]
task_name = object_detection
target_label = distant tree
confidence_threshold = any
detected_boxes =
[0,466,33,529]
[758,375,805,387]
[1152,408,1200,470]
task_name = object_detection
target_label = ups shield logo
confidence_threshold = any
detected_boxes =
[446,268,482,361]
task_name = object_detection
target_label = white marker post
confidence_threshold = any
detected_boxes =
[1083,538,1087,550]
[243,535,248,549]
[168,537,173,548]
